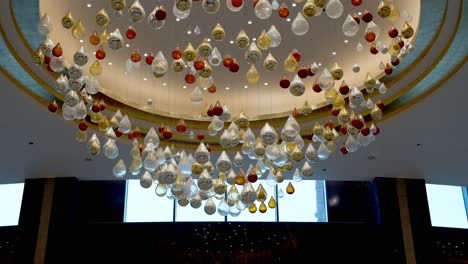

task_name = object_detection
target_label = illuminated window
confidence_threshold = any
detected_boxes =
[0,183,24,226]
[278,180,326,222]
[124,180,174,222]
[426,184,468,229]
[227,180,277,222]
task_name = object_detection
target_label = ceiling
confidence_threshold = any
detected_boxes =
[0,0,467,186]
[40,0,420,119]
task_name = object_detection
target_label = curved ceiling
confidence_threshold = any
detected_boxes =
[0,0,466,185]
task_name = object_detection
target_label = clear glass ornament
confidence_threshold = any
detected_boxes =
[342,14,359,37]
[291,12,309,36]
[267,25,281,48]
[113,159,127,178]
[326,0,343,19]
[103,139,119,159]
[190,86,203,104]
[255,0,273,19]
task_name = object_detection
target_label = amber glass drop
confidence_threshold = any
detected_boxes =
[52,43,63,57]
[365,31,376,42]
[208,84,217,93]
[248,168,258,183]
[286,182,295,194]
[89,31,100,45]
[95,46,106,60]
[268,196,276,208]
[172,47,182,60]
[292,108,300,119]
[259,202,267,213]
[278,4,290,18]
[248,203,257,214]
[223,55,233,67]
[235,171,246,185]
[256,184,267,201]
[279,75,290,89]
[130,50,142,62]
[48,100,58,113]
[125,26,137,40]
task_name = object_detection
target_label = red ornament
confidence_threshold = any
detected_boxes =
[125,26,137,40]
[340,125,348,135]
[253,0,259,8]
[373,127,380,135]
[115,129,123,137]
[128,133,135,140]
[370,43,379,54]
[172,47,182,60]
[99,100,106,111]
[223,55,233,67]
[213,101,223,116]
[176,119,187,133]
[91,103,101,113]
[162,127,173,140]
[326,120,334,129]
[398,39,405,48]
[352,13,360,24]
[312,79,322,93]
[44,56,51,65]
[331,107,341,117]
[133,128,141,138]
[158,124,166,133]
[278,4,290,18]
[308,66,315,77]
[351,118,364,129]
[391,58,400,66]
[194,59,205,71]
[207,105,214,117]
[385,64,393,75]
[155,6,167,20]
[388,26,399,38]
[340,145,349,155]
[292,108,300,119]
[292,49,301,62]
[48,100,58,113]
[197,133,205,141]
[231,0,243,8]
[297,66,309,79]
[46,64,54,72]
[229,60,240,72]
[52,43,63,57]
[279,76,290,89]
[145,53,155,65]
[351,0,362,6]
[305,133,313,141]
[360,127,370,136]
[362,10,373,23]
[365,32,376,42]
[339,81,350,95]
[376,100,385,110]
[95,46,106,60]
[208,85,217,93]
[206,143,212,153]
[184,72,196,84]
[247,170,258,183]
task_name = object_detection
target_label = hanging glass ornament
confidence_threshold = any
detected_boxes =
[264,26,281,50]
[257,30,272,50]
[326,0,343,19]
[260,123,278,145]
[278,3,289,18]
[291,12,309,36]
[87,134,101,156]
[208,47,222,66]
[37,13,52,35]
[402,22,414,39]
[245,42,262,64]
[112,159,127,178]
[255,0,273,19]
[313,0,327,8]
[246,65,261,84]
[128,0,145,23]
[377,1,391,18]
[203,0,221,14]
[211,23,225,41]
[289,74,305,96]
[62,11,74,29]
[227,0,244,12]
[388,4,400,21]
[319,68,335,90]
[240,182,257,204]
[342,14,359,37]
[283,53,298,72]
[107,28,124,50]
[305,143,317,162]
[365,22,381,42]
[203,198,216,215]
[302,1,317,17]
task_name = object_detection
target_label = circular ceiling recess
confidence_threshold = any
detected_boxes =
[39,0,420,121]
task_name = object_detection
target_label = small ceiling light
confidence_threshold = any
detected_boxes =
[187,30,192,35]
[183,85,187,89]
[244,85,248,89]
[344,40,349,43]
[203,87,207,90]
[332,52,337,55]
[292,3,296,7]
[253,38,257,41]
[79,39,84,43]
[229,40,234,44]
[358,12,362,16]
[143,78,147,81]
[248,21,252,25]
[163,83,167,86]
[87,3,92,8]
[176,18,180,22]
[125,43,130,48]
[207,38,211,42]
[225,87,230,90]
[108,62,113,65]
[144,53,148,57]
[264,83,268,86]
[318,63,322,66]
[286,18,291,22]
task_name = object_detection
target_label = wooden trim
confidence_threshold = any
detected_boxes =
[396,179,417,264]
[34,178,54,264]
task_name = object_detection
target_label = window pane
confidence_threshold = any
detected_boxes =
[0,183,24,226]
[175,179,225,222]
[227,180,276,222]
[426,184,468,229]
[278,180,324,222]
[124,180,174,222]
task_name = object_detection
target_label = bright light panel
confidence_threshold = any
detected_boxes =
[0,183,24,226]
[426,184,468,229]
